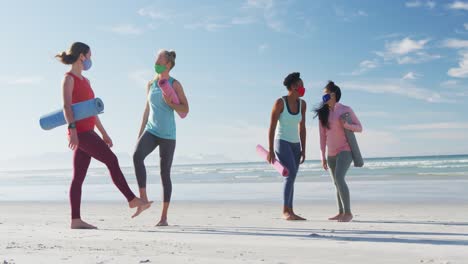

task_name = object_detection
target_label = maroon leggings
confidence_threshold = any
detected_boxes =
[70,130,136,219]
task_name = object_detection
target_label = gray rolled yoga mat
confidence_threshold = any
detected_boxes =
[341,112,364,167]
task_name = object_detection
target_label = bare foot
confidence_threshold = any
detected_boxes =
[128,197,152,209]
[156,219,168,226]
[328,213,344,221]
[70,219,97,229]
[339,213,353,222]
[131,202,153,218]
[283,213,295,221]
[292,214,307,221]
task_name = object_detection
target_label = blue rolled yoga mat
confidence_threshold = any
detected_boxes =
[39,98,104,130]
[341,112,364,167]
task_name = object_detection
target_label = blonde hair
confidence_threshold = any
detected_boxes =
[158,49,176,69]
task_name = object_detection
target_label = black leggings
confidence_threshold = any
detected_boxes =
[133,131,176,202]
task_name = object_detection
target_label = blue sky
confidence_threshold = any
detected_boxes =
[0,0,467,166]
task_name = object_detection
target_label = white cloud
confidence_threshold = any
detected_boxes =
[399,122,468,130]
[442,39,468,78]
[351,60,379,75]
[138,7,173,21]
[448,1,468,10]
[376,33,403,40]
[427,1,436,8]
[465,23,468,30]
[402,71,421,80]
[243,0,287,33]
[406,1,423,7]
[376,37,440,65]
[342,79,452,103]
[396,52,441,64]
[387,37,429,55]
[355,129,401,158]
[417,132,468,140]
[333,6,368,22]
[443,38,468,49]
[0,76,43,85]
[107,24,143,35]
[231,16,256,25]
[407,1,436,8]
[441,79,460,86]
[244,0,273,9]
[448,51,468,78]
[185,15,257,32]
[185,19,231,32]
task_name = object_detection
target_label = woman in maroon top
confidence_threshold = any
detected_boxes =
[56,42,151,229]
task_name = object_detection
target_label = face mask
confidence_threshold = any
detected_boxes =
[155,64,167,74]
[82,58,92,71]
[322,94,331,103]
[297,86,306,97]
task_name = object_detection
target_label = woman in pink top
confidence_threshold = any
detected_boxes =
[315,81,362,222]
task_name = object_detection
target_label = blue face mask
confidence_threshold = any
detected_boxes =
[322,94,331,103]
[83,58,92,71]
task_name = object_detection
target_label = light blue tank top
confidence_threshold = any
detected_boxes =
[145,77,176,140]
[276,97,302,143]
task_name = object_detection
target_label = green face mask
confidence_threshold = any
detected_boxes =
[155,64,167,74]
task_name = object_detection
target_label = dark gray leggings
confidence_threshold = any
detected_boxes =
[133,131,176,202]
[328,151,353,214]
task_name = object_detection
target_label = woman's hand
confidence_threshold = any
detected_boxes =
[102,133,113,148]
[300,150,306,164]
[162,93,174,107]
[68,130,79,150]
[267,150,276,164]
[341,118,349,127]
[322,159,328,170]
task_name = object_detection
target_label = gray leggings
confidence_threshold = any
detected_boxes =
[328,151,353,214]
[133,131,176,202]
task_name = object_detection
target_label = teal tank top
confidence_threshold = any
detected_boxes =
[276,97,302,143]
[145,77,176,140]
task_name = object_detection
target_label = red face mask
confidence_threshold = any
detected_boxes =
[297,86,306,97]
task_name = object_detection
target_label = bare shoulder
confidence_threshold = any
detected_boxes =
[172,79,183,90]
[63,74,74,83]
[275,98,284,106]
[300,99,307,107]
[274,98,284,112]
[146,80,153,92]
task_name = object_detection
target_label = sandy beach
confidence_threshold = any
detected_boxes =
[1,200,467,264]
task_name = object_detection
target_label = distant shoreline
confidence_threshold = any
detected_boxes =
[1,153,467,172]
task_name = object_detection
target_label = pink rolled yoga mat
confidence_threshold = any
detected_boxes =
[158,79,187,119]
[256,145,289,177]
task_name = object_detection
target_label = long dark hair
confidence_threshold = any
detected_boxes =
[314,81,341,129]
[55,42,90,65]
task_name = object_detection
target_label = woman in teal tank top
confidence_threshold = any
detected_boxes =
[267,72,307,221]
[132,49,189,226]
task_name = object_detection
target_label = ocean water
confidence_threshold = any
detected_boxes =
[0,155,467,202]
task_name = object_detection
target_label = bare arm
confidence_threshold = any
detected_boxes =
[62,75,75,125]
[165,80,189,114]
[62,75,79,150]
[95,116,108,137]
[138,82,151,138]
[319,120,327,162]
[299,100,307,163]
[268,99,283,157]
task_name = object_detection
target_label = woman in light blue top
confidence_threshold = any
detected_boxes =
[267,72,307,221]
[132,49,189,226]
